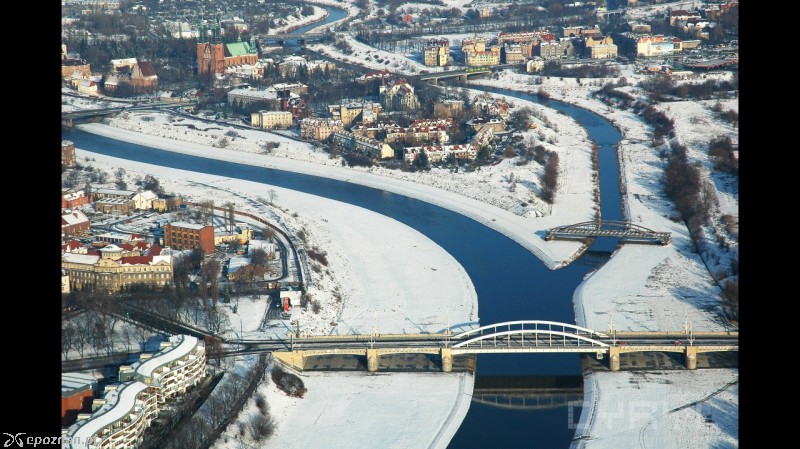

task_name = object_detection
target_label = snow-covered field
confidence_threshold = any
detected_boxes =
[214,370,473,449]
[574,369,738,449]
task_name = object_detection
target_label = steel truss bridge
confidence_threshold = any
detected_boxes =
[270,320,737,373]
[546,220,672,245]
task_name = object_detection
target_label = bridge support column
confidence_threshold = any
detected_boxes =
[461,74,468,82]
[609,347,621,372]
[366,349,379,372]
[441,348,453,373]
[685,346,698,370]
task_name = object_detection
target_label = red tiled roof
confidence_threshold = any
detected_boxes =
[119,256,153,265]
[120,243,135,251]
[147,244,162,256]
[63,240,83,251]
[137,60,157,77]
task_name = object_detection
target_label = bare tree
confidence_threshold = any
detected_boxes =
[247,412,276,442]
[197,200,215,226]
[62,322,75,359]
[122,326,134,352]
[203,259,222,307]
[268,189,278,205]
[250,248,269,267]
[225,202,236,233]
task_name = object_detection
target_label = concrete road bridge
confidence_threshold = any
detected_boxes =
[62,100,196,127]
[268,320,737,373]
[414,63,525,83]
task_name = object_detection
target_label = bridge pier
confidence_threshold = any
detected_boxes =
[441,348,453,373]
[609,347,621,372]
[461,74,468,82]
[366,348,379,372]
[685,346,698,370]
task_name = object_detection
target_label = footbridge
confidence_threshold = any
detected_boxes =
[261,32,324,45]
[270,320,737,373]
[415,63,525,83]
[546,220,672,245]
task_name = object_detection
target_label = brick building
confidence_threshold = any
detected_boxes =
[163,222,215,254]
[62,373,97,425]
[131,60,158,94]
[62,210,90,237]
[62,190,90,209]
[197,18,259,76]
[62,140,76,166]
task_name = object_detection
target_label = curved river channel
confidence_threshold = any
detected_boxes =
[62,6,626,448]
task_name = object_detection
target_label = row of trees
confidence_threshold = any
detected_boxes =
[161,355,271,449]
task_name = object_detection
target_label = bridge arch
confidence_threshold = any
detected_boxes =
[452,329,609,349]
[453,320,608,340]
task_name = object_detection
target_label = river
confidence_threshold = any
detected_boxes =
[63,5,626,448]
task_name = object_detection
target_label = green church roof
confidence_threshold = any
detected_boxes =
[225,41,255,57]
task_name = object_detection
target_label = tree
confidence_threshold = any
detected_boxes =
[268,189,278,205]
[112,81,135,98]
[203,259,221,307]
[413,151,429,170]
[141,174,164,194]
[250,248,269,267]
[62,322,75,359]
[188,248,205,272]
[114,167,127,190]
[475,146,491,165]
[509,107,533,130]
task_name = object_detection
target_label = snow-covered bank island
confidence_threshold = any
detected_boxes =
[73,147,476,449]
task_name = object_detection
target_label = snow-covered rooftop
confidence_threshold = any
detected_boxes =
[62,253,100,265]
[66,381,149,449]
[130,335,199,383]
[167,221,207,230]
